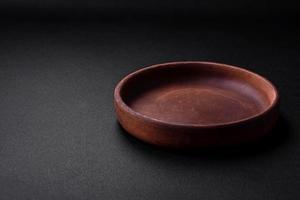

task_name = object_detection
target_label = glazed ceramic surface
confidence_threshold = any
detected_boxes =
[114,61,279,148]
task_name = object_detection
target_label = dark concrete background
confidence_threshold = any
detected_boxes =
[0,0,299,199]
[0,0,298,20]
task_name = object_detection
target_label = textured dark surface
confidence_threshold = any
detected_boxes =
[0,0,298,19]
[0,21,299,199]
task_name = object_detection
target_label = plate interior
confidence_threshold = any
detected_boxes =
[121,64,275,125]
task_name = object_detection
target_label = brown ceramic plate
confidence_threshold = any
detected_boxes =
[114,61,279,149]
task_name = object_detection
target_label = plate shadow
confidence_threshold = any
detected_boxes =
[115,114,290,160]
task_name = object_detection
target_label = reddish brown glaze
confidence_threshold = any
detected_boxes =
[114,61,279,149]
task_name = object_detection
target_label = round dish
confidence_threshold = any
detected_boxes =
[114,61,279,149]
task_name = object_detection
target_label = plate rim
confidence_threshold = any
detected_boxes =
[114,61,279,128]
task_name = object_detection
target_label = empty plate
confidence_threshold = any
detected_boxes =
[114,61,279,149]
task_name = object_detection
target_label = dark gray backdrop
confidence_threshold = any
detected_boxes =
[0,1,299,200]
[0,0,298,19]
